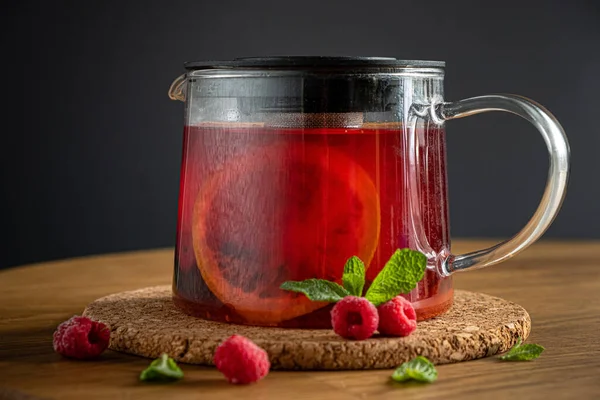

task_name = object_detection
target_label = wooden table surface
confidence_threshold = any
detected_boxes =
[1,240,599,400]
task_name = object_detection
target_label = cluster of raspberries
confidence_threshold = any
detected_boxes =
[331,295,417,340]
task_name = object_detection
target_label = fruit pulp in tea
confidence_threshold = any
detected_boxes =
[173,124,453,328]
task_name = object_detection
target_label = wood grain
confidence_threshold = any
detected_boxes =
[1,240,599,399]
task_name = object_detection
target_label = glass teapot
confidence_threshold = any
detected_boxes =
[168,57,569,328]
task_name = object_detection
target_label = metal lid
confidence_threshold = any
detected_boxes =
[184,56,445,70]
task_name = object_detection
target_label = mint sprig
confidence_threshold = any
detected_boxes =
[140,353,184,382]
[498,338,544,361]
[280,249,427,305]
[342,256,366,296]
[365,249,427,306]
[391,356,438,383]
[280,279,350,302]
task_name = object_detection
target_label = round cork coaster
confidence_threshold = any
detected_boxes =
[83,286,530,370]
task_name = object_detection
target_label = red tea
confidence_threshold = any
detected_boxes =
[173,124,453,328]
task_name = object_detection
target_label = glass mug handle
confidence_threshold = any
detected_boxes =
[430,94,570,276]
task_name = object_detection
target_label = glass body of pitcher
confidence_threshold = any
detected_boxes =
[168,57,569,328]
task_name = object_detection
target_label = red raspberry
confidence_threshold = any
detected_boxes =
[53,316,110,359]
[213,335,270,384]
[330,296,379,340]
[377,296,417,337]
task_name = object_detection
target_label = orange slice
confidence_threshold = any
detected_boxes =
[192,142,380,324]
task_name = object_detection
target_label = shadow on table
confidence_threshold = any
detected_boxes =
[0,325,140,366]
[0,387,50,400]
[124,377,231,389]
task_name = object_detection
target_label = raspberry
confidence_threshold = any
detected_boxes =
[377,296,417,337]
[53,316,110,359]
[330,296,379,340]
[213,335,270,384]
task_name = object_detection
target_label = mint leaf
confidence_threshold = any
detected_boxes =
[365,249,427,306]
[391,356,438,383]
[280,279,350,302]
[499,338,544,361]
[342,256,366,297]
[140,353,184,382]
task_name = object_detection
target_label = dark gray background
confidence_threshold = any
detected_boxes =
[1,0,598,269]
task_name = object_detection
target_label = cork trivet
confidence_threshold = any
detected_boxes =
[83,286,530,370]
